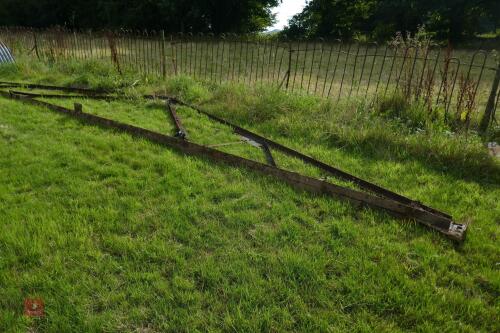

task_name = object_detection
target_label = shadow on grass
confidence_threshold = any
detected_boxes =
[323,130,500,187]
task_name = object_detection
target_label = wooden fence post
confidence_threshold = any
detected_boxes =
[479,63,500,134]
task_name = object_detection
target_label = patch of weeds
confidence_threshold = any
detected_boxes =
[164,75,212,103]
[374,92,444,131]
[0,63,19,77]
[53,60,134,89]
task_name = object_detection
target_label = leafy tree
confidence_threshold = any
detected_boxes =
[283,0,499,41]
[0,0,280,33]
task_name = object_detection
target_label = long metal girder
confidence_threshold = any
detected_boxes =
[0,90,467,241]
[6,90,118,100]
[0,81,112,94]
[0,85,455,220]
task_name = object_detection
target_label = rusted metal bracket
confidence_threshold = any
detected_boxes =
[261,143,277,167]
[0,90,467,241]
[240,136,276,167]
[166,101,187,139]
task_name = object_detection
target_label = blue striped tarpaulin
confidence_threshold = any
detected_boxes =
[0,41,15,63]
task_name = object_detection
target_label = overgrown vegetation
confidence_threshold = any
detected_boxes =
[0,58,499,332]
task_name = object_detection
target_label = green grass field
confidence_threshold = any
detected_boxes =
[0,59,499,332]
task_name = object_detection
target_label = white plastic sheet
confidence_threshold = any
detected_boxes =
[0,42,14,63]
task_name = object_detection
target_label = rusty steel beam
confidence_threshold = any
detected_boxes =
[0,90,467,241]
[1,84,453,221]
[0,81,112,95]
[0,85,462,222]
[261,143,277,167]
[166,101,188,139]
[7,90,119,101]
[1,85,455,219]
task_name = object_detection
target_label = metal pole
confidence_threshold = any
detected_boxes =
[285,41,292,89]
[161,30,166,78]
[33,30,40,60]
[479,63,500,133]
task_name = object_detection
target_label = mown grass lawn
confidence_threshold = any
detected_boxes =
[0,60,499,332]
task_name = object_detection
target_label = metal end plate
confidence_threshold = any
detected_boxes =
[447,222,468,242]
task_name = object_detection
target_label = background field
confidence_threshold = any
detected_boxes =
[0,58,499,332]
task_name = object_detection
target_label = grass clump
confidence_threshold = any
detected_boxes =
[0,56,135,90]
[375,93,430,129]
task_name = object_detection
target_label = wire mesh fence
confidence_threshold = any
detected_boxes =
[1,26,498,131]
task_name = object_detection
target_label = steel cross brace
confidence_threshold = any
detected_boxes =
[166,101,188,139]
[165,100,277,167]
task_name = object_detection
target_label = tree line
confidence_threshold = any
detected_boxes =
[0,0,279,33]
[0,0,498,41]
[283,0,499,42]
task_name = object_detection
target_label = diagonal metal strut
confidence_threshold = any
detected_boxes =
[166,101,188,139]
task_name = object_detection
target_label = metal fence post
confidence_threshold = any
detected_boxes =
[107,31,122,74]
[32,30,40,60]
[479,63,500,133]
[161,30,166,78]
[170,34,177,75]
[285,41,292,89]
